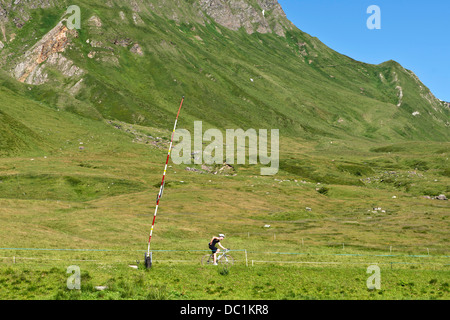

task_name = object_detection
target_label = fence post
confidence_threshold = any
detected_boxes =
[245,249,248,267]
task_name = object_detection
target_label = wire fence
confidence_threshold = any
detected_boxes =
[250,260,450,269]
[228,231,450,255]
[0,247,449,271]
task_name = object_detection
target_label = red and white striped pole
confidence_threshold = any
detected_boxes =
[147,96,185,257]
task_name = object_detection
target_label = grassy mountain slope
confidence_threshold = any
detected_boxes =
[0,0,448,147]
[0,0,448,300]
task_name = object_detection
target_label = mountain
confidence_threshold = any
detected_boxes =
[0,0,448,157]
[0,2,449,295]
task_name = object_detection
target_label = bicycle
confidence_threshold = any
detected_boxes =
[201,249,234,265]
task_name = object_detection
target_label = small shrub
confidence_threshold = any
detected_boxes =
[316,186,329,195]
[218,266,229,276]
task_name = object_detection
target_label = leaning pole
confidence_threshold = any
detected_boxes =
[145,96,185,268]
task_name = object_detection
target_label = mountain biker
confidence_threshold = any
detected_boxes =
[209,234,226,265]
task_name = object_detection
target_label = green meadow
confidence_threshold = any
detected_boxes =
[0,98,448,299]
[0,0,449,300]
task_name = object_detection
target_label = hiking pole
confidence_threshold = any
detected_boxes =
[145,96,185,268]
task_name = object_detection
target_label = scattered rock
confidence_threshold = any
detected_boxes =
[88,16,102,28]
[113,38,132,47]
[90,40,103,48]
[130,43,143,56]
[132,13,144,25]
[423,194,447,200]
[218,163,234,172]
[13,17,25,29]
[371,207,386,213]
[201,164,212,172]
[95,286,108,291]
[185,166,204,174]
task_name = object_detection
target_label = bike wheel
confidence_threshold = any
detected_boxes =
[201,254,213,265]
[218,254,234,265]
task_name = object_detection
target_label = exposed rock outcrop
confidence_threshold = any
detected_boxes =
[396,85,403,107]
[130,43,144,55]
[12,20,83,84]
[197,0,292,36]
[88,15,102,28]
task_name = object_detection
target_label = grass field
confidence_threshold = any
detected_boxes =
[0,0,449,300]
[1,260,449,300]
[0,85,448,299]
[0,113,448,299]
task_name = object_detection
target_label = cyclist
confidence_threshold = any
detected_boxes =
[209,234,226,265]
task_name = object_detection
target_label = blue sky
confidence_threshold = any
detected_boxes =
[278,0,450,102]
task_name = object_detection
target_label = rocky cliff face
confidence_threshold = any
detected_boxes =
[12,21,83,85]
[1,0,293,85]
[1,0,293,86]
[197,0,293,36]
[120,0,293,36]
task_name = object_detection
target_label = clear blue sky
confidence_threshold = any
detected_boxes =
[278,0,450,102]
